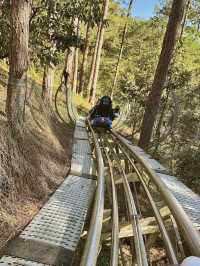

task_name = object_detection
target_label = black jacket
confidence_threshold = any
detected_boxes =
[89,104,115,120]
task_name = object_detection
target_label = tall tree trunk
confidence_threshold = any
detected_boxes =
[42,65,54,104]
[89,0,109,105]
[86,24,101,99]
[42,0,55,103]
[6,0,30,129]
[152,91,169,156]
[110,0,134,100]
[64,47,75,89]
[64,18,78,90]
[0,0,4,9]
[138,0,186,150]
[72,18,80,94]
[73,46,79,93]
[78,22,90,96]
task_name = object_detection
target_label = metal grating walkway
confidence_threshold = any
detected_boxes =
[72,139,92,156]
[71,121,94,177]
[158,173,200,228]
[129,143,200,230]
[71,154,94,177]
[2,119,96,266]
[0,255,48,266]
[20,175,95,251]
[74,126,89,140]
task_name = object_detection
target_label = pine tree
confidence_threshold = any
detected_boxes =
[138,0,187,150]
[6,0,30,130]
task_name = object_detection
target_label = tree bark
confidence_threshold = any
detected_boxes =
[6,0,30,129]
[73,45,79,93]
[78,22,90,96]
[64,18,78,90]
[152,91,169,156]
[89,0,109,105]
[86,24,101,100]
[0,0,4,10]
[41,0,55,104]
[42,65,54,104]
[110,0,134,100]
[64,47,75,89]
[138,0,186,150]
[72,18,80,94]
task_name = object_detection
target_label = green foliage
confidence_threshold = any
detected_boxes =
[0,0,103,65]
[87,0,200,190]
[93,9,166,132]
[0,0,10,59]
[175,147,200,193]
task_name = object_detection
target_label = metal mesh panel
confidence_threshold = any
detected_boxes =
[74,128,89,140]
[19,175,96,251]
[76,120,86,127]
[0,256,47,266]
[71,154,93,176]
[73,139,92,156]
[158,173,200,227]
[139,155,167,172]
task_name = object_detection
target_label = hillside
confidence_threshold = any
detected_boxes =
[0,64,73,249]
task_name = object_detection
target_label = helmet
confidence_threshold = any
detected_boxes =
[100,96,112,105]
[115,105,120,112]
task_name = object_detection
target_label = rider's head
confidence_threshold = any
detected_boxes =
[100,96,112,106]
[115,105,120,112]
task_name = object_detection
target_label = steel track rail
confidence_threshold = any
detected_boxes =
[101,140,119,266]
[111,130,200,257]
[114,140,178,265]
[106,140,148,266]
[113,103,130,130]
[66,86,106,265]
[66,84,80,123]
[80,121,105,266]
[65,85,76,124]
[66,92,195,261]
[170,214,185,259]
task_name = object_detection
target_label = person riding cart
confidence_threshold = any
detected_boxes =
[88,96,120,129]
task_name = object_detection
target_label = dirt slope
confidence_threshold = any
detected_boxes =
[0,65,73,249]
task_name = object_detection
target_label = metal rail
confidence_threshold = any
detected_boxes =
[66,84,82,125]
[65,85,77,123]
[111,130,200,257]
[116,141,178,265]
[106,140,148,266]
[102,142,119,266]
[66,91,200,262]
[80,120,105,266]
[170,214,185,260]
[66,86,106,265]
[113,103,131,130]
